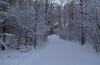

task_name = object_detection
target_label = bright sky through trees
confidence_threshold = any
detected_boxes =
[55,0,67,4]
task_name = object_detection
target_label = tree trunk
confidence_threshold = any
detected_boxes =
[80,0,85,45]
[2,22,6,50]
[81,26,85,45]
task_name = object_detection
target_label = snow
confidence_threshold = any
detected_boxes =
[0,35,100,65]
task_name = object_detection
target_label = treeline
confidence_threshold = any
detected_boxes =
[58,0,100,52]
[0,0,60,50]
[0,0,100,52]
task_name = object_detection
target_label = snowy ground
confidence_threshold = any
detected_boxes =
[0,35,100,65]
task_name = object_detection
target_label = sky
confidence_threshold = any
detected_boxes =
[55,0,67,2]
[55,0,67,4]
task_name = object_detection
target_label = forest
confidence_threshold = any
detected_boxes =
[0,0,100,53]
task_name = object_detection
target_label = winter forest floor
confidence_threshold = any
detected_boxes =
[0,35,100,65]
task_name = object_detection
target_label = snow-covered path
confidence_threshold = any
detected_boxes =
[0,35,100,65]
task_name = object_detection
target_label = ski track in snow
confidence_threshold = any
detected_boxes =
[0,35,100,65]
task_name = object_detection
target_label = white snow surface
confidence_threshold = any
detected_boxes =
[0,35,100,65]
